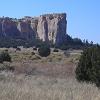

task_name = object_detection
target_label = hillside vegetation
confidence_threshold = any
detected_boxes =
[0,47,99,100]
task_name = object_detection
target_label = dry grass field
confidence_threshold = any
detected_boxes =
[0,47,100,100]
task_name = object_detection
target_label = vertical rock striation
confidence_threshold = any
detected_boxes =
[37,13,67,44]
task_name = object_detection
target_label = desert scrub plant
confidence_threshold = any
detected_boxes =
[31,51,35,55]
[16,47,21,51]
[53,48,59,52]
[75,45,100,87]
[0,51,11,63]
[33,47,37,50]
[38,43,51,57]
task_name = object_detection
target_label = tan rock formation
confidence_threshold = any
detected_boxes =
[0,13,67,45]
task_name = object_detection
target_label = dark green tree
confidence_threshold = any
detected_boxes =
[0,51,11,63]
[75,45,100,87]
[38,42,51,57]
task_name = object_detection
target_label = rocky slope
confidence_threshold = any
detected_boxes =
[0,13,67,45]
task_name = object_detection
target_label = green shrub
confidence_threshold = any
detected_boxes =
[38,44,51,57]
[75,45,100,87]
[53,49,59,52]
[31,52,35,55]
[0,51,11,63]
[33,47,37,50]
[16,47,21,51]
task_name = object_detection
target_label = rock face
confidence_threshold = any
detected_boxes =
[37,13,67,44]
[0,18,19,38]
[17,21,35,39]
[0,13,67,45]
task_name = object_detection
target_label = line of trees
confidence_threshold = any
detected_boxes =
[0,35,94,50]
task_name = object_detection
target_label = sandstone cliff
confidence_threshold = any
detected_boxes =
[0,13,67,45]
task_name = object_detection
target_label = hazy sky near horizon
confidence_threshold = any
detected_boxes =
[0,0,100,43]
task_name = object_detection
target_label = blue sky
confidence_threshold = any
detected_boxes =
[0,0,100,43]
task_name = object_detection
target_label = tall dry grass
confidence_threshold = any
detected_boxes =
[0,71,100,100]
[0,49,99,100]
